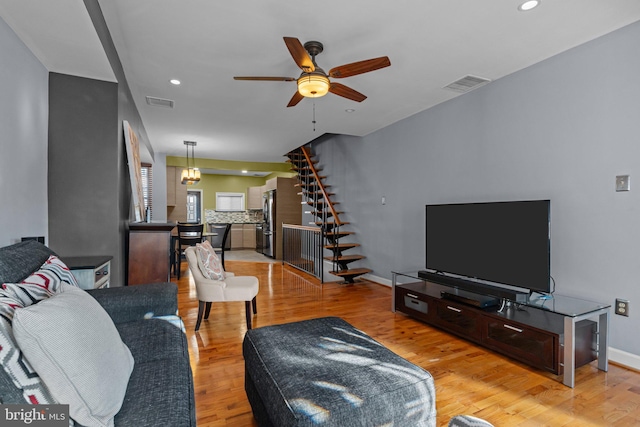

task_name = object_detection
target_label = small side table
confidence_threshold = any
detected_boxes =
[62,256,112,290]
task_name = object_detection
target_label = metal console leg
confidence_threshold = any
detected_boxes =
[563,316,576,388]
[562,307,609,388]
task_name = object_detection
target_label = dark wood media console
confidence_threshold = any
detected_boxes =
[391,272,609,386]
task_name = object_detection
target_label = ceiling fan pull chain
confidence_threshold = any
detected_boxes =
[312,102,317,132]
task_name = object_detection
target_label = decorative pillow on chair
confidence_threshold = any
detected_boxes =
[0,255,79,405]
[13,283,134,427]
[195,241,225,281]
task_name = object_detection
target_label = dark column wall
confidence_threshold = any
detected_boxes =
[84,0,156,285]
[48,72,125,285]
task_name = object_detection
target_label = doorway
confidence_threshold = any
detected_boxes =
[186,190,202,223]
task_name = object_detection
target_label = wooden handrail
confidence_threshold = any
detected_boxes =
[300,146,342,226]
[282,223,322,232]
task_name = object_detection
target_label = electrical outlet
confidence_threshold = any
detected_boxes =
[615,298,629,316]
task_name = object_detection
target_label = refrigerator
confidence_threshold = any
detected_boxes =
[262,189,276,258]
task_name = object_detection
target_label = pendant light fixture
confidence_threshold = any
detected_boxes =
[181,140,201,185]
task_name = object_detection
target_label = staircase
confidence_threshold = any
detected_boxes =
[287,146,371,284]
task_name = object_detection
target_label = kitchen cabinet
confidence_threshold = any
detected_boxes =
[231,224,244,249]
[166,166,187,222]
[247,186,265,210]
[167,166,176,206]
[243,224,257,248]
[264,178,277,191]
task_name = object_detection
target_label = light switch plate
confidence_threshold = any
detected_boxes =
[616,175,630,192]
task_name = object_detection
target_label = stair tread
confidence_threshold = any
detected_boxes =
[307,201,340,206]
[324,254,365,261]
[324,243,360,249]
[330,268,372,277]
[295,183,331,188]
[291,166,321,171]
[299,191,335,196]
[326,230,354,236]
[287,158,318,164]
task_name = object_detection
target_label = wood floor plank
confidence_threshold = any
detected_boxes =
[173,260,640,426]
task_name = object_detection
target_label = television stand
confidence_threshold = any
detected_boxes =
[392,270,610,388]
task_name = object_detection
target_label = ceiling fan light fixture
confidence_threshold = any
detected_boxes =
[297,73,330,98]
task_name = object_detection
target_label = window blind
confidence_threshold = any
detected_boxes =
[141,163,153,218]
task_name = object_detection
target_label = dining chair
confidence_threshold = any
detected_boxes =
[175,223,204,279]
[208,223,232,269]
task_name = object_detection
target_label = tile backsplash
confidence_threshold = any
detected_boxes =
[205,209,263,224]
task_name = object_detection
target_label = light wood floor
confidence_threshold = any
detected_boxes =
[173,260,640,427]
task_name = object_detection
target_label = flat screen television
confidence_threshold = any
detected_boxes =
[425,200,551,294]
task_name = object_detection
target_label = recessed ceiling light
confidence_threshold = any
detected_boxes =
[345,109,356,113]
[169,79,181,85]
[518,0,540,11]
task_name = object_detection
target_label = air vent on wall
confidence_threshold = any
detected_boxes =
[444,75,491,93]
[145,96,174,108]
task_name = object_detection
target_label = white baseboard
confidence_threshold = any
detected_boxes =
[609,347,640,371]
[363,273,390,287]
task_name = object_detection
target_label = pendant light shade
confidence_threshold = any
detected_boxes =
[181,141,200,185]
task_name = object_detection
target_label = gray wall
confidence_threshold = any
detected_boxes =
[48,73,124,284]
[314,21,640,357]
[0,17,49,246]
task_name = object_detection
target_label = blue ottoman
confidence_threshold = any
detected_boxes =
[243,317,436,427]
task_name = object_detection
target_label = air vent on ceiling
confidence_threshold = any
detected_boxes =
[145,96,174,108]
[444,75,491,93]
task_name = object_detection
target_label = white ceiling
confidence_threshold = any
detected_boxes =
[2,1,640,164]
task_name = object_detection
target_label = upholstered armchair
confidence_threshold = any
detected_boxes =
[184,246,259,331]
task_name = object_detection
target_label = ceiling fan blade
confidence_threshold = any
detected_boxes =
[234,76,296,81]
[287,91,304,108]
[329,83,367,102]
[328,56,391,78]
[283,37,315,73]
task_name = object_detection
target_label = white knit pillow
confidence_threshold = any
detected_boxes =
[12,283,134,427]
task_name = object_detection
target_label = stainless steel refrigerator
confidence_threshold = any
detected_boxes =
[262,189,276,257]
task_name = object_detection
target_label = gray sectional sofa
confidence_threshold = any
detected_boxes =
[0,240,195,426]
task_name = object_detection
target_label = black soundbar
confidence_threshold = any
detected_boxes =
[418,270,529,303]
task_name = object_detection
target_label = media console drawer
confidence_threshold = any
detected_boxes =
[482,317,557,372]
[395,284,433,322]
[434,299,482,342]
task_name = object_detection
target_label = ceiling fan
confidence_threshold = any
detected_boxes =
[234,37,391,107]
